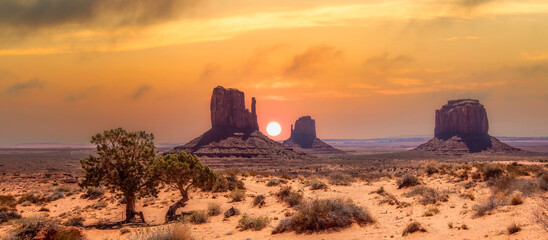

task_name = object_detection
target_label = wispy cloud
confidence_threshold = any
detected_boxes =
[439,36,480,41]
[65,86,101,102]
[457,0,493,10]
[131,84,152,100]
[6,78,45,94]
[284,45,343,77]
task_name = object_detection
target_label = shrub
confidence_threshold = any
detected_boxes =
[0,195,17,209]
[253,195,266,208]
[510,191,524,205]
[507,223,521,234]
[538,171,548,191]
[63,216,85,227]
[207,203,221,216]
[280,173,292,180]
[423,206,440,217]
[489,177,537,196]
[249,171,258,177]
[328,173,355,186]
[129,224,194,240]
[272,198,374,234]
[189,210,209,224]
[397,174,419,189]
[275,186,303,207]
[266,179,286,187]
[402,221,426,236]
[473,195,501,218]
[371,186,385,195]
[481,163,505,181]
[211,174,245,192]
[46,191,65,201]
[9,217,84,240]
[229,189,246,202]
[81,187,105,200]
[237,214,270,231]
[224,207,240,218]
[0,210,21,224]
[405,187,448,205]
[17,193,46,205]
[307,180,328,190]
[425,161,439,175]
[533,197,548,232]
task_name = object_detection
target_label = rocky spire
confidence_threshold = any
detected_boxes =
[210,86,258,131]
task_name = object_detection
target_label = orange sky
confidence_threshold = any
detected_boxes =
[1,0,548,145]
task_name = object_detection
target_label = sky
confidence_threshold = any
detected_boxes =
[1,0,548,145]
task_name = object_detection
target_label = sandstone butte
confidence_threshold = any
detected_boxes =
[283,116,345,154]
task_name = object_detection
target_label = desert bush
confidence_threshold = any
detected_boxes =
[489,177,537,196]
[510,191,524,205]
[460,192,476,201]
[533,197,548,232]
[46,191,65,201]
[237,214,270,231]
[266,179,286,187]
[0,210,21,224]
[63,216,84,227]
[272,198,374,234]
[211,174,245,192]
[280,173,292,180]
[130,224,194,240]
[538,171,548,191]
[81,187,105,200]
[402,221,426,236]
[328,173,355,186]
[275,186,303,207]
[425,161,439,175]
[473,195,503,217]
[189,210,209,224]
[423,206,440,216]
[17,193,46,205]
[0,195,17,209]
[507,223,521,234]
[229,189,246,202]
[405,187,448,205]
[371,186,385,195]
[249,171,258,177]
[54,185,73,193]
[9,217,84,240]
[397,174,419,189]
[207,203,221,216]
[307,180,328,190]
[506,162,542,177]
[480,163,505,181]
[224,206,240,218]
[253,195,265,208]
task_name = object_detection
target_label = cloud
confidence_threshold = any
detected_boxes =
[131,84,152,100]
[365,53,414,67]
[457,0,493,10]
[439,36,480,41]
[65,86,101,102]
[0,0,198,31]
[284,45,343,77]
[199,63,221,82]
[6,78,45,94]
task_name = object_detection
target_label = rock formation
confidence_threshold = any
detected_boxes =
[169,86,308,160]
[415,99,520,154]
[283,116,345,154]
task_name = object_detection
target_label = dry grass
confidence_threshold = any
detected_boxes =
[507,223,521,234]
[266,179,286,187]
[423,206,440,217]
[189,210,209,224]
[473,195,503,218]
[402,221,426,236]
[63,216,84,227]
[237,214,270,231]
[405,187,448,205]
[229,189,246,202]
[9,217,84,240]
[510,191,524,205]
[397,174,420,189]
[253,195,266,208]
[306,179,328,190]
[224,206,240,219]
[207,203,221,216]
[533,197,548,232]
[328,173,355,186]
[275,186,303,207]
[130,224,194,240]
[81,187,105,200]
[272,198,374,234]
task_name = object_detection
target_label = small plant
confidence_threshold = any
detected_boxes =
[425,161,439,175]
[461,224,469,230]
[507,223,521,234]
[275,186,303,207]
[538,171,548,191]
[510,191,524,205]
[371,186,385,195]
[0,195,17,209]
[253,195,266,208]
[397,174,420,189]
[81,187,105,200]
[189,210,209,224]
[402,221,426,236]
[423,206,440,217]
[17,193,46,205]
[266,179,286,187]
[63,216,85,227]
[307,179,328,190]
[481,163,505,181]
[129,224,194,240]
[328,173,355,186]
[237,214,270,231]
[473,195,500,218]
[0,210,21,224]
[9,217,84,240]
[207,203,221,216]
[224,206,240,218]
[272,198,374,234]
[280,173,292,180]
[405,187,448,205]
[229,189,246,202]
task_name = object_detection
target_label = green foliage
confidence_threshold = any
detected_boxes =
[152,152,217,198]
[237,214,270,231]
[189,210,209,224]
[79,128,159,222]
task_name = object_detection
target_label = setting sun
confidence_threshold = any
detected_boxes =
[266,122,282,136]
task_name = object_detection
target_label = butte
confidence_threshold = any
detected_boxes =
[283,116,345,154]
[415,99,520,154]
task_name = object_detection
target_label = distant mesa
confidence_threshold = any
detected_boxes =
[169,86,307,159]
[415,99,520,154]
[283,116,345,154]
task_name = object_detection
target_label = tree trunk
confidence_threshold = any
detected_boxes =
[165,192,189,223]
[125,195,146,223]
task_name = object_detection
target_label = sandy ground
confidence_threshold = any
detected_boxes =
[1,167,547,240]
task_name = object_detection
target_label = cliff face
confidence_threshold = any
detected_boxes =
[434,99,488,139]
[415,99,519,154]
[210,86,258,131]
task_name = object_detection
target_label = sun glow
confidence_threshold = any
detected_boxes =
[266,122,282,136]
